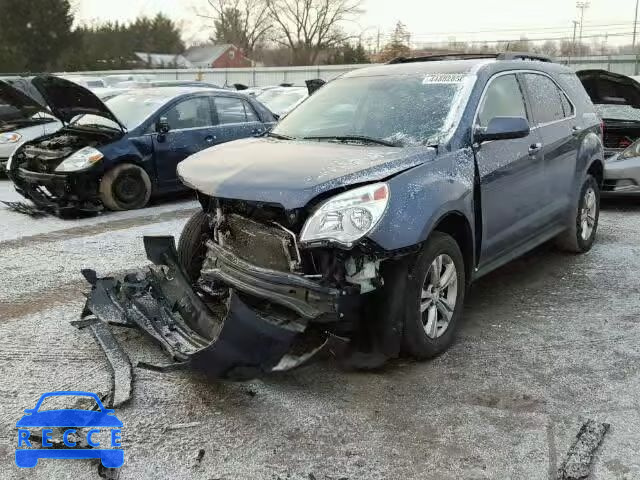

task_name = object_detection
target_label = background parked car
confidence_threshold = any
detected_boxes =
[7,76,276,214]
[117,80,222,89]
[577,69,640,195]
[60,76,108,89]
[0,80,61,175]
[255,86,309,117]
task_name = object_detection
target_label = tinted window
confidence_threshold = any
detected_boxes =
[164,97,213,129]
[523,73,565,124]
[215,97,249,124]
[560,91,574,117]
[273,74,473,146]
[477,74,527,127]
[244,101,259,122]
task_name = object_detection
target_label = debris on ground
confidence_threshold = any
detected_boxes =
[557,419,610,480]
[163,421,201,432]
[87,319,133,408]
[80,236,347,381]
[98,464,121,479]
[1,200,48,217]
[194,448,205,465]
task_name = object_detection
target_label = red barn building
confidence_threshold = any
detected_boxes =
[184,44,252,69]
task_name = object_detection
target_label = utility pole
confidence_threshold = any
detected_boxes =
[376,28,381,54]
[576,1,590,55]
[633,0,640,50]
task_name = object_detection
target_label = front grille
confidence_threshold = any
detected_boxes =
[223,214,296,272]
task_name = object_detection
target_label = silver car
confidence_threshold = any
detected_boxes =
[578,69,640,195]
[0,81,61,174]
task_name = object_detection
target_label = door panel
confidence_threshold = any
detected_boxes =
[152,96,217,190]
[521,73,578,220]
[474,73,547,266]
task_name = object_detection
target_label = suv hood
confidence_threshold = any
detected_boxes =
[577,69,640,109]
[178,138,434,209]
[31,75,126,131]
[0,80,50,131]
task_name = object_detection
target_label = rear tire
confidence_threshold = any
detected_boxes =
[401,232,466,359]
[99,164,151,211]
[178,210,210,282]
[555,174,599,253]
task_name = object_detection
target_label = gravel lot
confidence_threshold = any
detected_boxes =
[1,178,639,479]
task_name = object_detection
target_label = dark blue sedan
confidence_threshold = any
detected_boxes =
[7,76,275,214]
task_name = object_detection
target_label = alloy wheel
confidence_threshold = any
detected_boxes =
[420,254,458,339]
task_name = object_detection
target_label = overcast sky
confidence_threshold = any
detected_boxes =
[75,0,640,47]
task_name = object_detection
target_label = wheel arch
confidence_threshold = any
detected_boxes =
[431,211,474,285]
[587,158,604,188]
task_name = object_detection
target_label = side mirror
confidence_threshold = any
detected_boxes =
[474,116,530,143]
[157,116,170,134]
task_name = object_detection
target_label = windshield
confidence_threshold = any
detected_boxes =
[272,74,472,146]
[72,92,170,130]
[257,88,307,114]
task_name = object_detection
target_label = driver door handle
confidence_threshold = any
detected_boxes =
[528,143,542,155]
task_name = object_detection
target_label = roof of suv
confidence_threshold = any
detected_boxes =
[345,54,574,79]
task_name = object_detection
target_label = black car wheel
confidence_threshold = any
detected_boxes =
[556,174,600,253]
[401,232,466,359]
[177,210,210,282]
[100,164,151,211]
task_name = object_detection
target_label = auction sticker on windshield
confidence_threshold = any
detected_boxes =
[15,391,124,468]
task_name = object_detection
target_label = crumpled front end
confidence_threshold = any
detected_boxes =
[82,236,349,379]
[8,130,115,215]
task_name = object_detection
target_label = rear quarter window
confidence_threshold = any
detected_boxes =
[558,73,595,114]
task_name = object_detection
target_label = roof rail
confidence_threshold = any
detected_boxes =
[387,52,553,64]
[496,52,553,62]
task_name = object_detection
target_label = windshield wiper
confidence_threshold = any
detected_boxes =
[302,135,398,147]
[267,132,295,140]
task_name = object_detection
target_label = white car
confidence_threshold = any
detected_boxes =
[60,76,108,90]
[0,82,128,174]
[0,81,61,174]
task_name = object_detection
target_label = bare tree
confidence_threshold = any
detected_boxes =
[200,0,272,54]
[265,0,363,65]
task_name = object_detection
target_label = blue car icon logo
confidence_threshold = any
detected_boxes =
[15,391,123,468]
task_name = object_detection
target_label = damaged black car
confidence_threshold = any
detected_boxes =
[83,54,604,377]
[7,76,275,214]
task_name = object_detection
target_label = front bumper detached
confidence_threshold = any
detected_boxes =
[81,236,348,379]
[9,167,101,215]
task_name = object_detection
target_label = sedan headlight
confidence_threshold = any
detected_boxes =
[300,183,389,247]
[0,132,22,144]
[55,147,104,172]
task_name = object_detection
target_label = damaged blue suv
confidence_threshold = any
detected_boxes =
[83,53,604,375]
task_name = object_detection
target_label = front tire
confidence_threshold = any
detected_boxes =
[555,174,600,253]
[177,210,210,282]
[401,232,466,359]
[99,164,151,211]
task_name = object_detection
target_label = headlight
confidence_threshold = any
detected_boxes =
[0,132,22,144]
[54,147,104,172]
[299,183,389,247]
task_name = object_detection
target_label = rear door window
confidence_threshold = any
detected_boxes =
[214,96,249,124]
[477,74,528,127]
[523,73,567,125]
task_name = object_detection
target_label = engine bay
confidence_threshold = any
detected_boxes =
[13,127,117,173]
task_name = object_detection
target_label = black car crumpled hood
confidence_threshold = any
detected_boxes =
[31,75,126,130]
[0,79,50,127]
[177,138,434,209]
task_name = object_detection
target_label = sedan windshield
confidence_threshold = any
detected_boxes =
[272,74,472,146]
[72,93,171,130]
